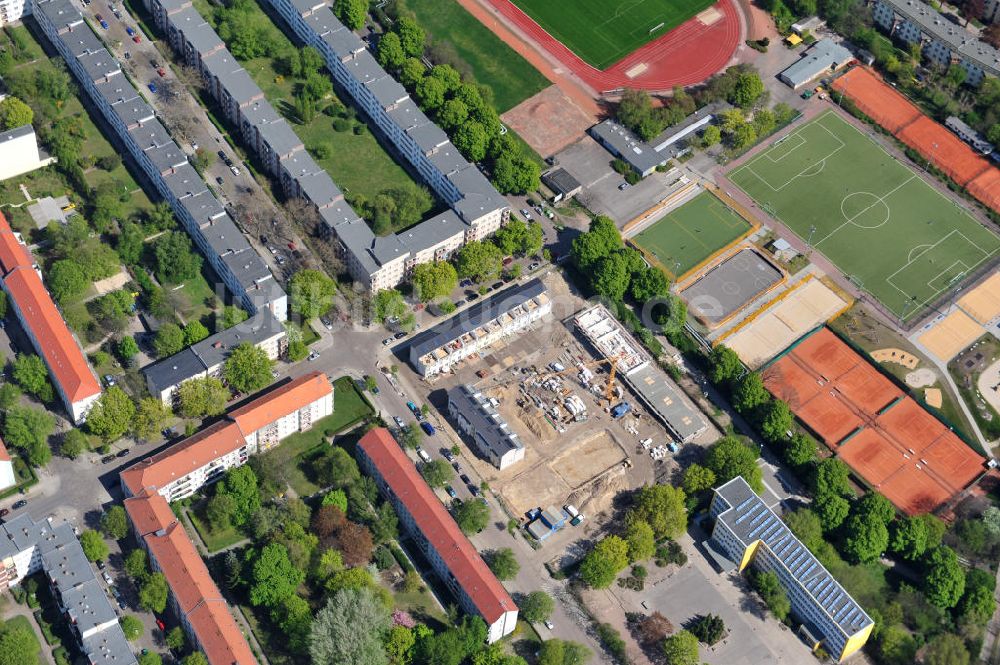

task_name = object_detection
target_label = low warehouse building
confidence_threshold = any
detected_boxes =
[778,39,854,88]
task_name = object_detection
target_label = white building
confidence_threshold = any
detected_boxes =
[447,384,525,470]
[0,124,56,181]
[0,438,15,491]
[0,0,29,25]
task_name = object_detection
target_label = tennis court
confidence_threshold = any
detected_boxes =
[509,0,717,69]
[729,110,1000,322]
[632,191,753,278]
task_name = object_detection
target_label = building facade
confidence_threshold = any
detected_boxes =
[0,124,56,181]
[447,384,525,470]
[357,428,518,643]
[32,0,287,322]
[710,477,873,662]
[408,279,552,377]
[121,371,333,500]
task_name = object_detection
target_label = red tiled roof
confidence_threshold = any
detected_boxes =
[0,213,100,405]
[123,490,177,537]
[229,371,331,436]
[120,421,246,496]
[145,521,222,615]
[186,600,256,665]
[0,437,10,463]
[358,428,516,625]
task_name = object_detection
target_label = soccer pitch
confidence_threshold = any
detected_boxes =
[632,191,752,278]
[729,110,1000,322]
[509,0,716,69]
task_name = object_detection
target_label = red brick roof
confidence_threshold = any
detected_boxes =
[358,428,516,625]
[186,600,256,665]
[0,213,100,405]
[0,437,10,463]
[229,371,330,436]
[145,521,220,615]
[120,421,246,496]
[123,489,177,537]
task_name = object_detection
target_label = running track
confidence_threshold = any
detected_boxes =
[484,0,741,92]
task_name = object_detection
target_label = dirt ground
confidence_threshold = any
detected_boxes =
[551,429,627,487]
[501,85,598,158]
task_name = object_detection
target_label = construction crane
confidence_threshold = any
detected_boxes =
[487,353,627,405]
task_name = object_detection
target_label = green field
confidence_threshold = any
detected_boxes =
[729,110,1000,322]
[398,0,550,112]
[510,0,716,69]
[632,191,752,277]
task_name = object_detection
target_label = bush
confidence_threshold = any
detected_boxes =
[655,540,687,567]
[596,623,628,664]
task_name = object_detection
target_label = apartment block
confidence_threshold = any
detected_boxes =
[0,514,137,665]
[142,307,286,403]
[0,124,57,180]
[447,384,525,470]
[357,428,518,643]
[0,212,101,423]
[32,0,287,323]
[0,438,14,491]
[408,279,552,378]
[121,371,333,500]
[710,477,873,662]
[125,490,255,665]
[0,0,30,25]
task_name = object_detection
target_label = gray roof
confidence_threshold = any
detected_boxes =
[143,347,204,395]
[681,248,783,325]
[147,142,189,173]
[201,48,242,80]
[305,9,341,35]
[129,119,173,151]
[714,476,873,639]
[259,119,304,157]
[449,167,507,222]
[41,540,94,589]
[541,168,581,195]
[368,233,408,265]
[33,0,84,32]
[240,99,282,131]
[60,26,104,57]
[221,64,264,105]
[319,199,364,228]
[190,306,284,369]
[179,190,226,227]
[153,0,192,15]
[408,279,546,359]
[627,363,706,441]
[162,162,208,200]
[320,25,364,58]
[330,217,381,275]
[291,0,326,16]
[80,625,137,665]
[245,278,288,314]
[280,149,322,179]
[295,170,343,209]
[112,97,156,130]
[397,210,466,254]
[343,49,384,86]
[222,251,273,289]
[0,124,35,143]
[96,76,141,106]
[78,49,121,82]
[590,119,665,174]
[428,144,468,176]
[1,513,76,555]
[448,384,524,459]
[201,215,250,257]
[366,75,408,109]
[386,98,426,131]
[171,6,223,55]
[61,578,119,636]
[881,0,1000,75]
[779,39,853,87]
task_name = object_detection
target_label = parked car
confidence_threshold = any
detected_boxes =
[103,374,116,387]
[468,485,480,497]
[215,176,224,185]
[320,317,333,330]
[529,262,539,270]
[394,331,406,339]
[132,33,141,43]
[452,461,461,472]
[99,17,109,28]
[308,351,320,361]
[0,508,9,518]
[445,486,457,498]
[460,474,471,485]
[393,416,405,428]
[101,455,116,464]
[618,182,630,191]
[442,450,454,462]
[230,165,241,176]
[459,279,472,288]
[11,500,26,510]
[217,149,227,160]
[147,82,157,93]
[96,560,105,570]
[420,421,436,436]
[382,338,392,346]
[544,621,554,630]
[125,26,134,36]
[156,619,166,631]
[116,449,130,458]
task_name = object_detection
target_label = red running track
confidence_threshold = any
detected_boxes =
[485,0,741,92]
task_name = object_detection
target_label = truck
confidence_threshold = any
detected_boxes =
[610,402,632,419]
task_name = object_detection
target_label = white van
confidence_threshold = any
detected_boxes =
[416,448,432,464]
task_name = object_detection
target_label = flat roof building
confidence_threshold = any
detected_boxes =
[590,119,667,177]
[711,477,873,661]
[541,168,582,202]
[778,39,854,88]
[357,428,518,642]
[447,384,525,470]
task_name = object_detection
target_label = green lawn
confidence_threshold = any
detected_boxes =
[398,0,550,113]
[509,0,716,69]
[729,110,1000,322]
[188,504,245,552]
[0,615,42,664]
[632,191,752,278]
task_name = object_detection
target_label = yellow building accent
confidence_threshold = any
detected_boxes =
[738,540,761,571]
[839,622,873,661]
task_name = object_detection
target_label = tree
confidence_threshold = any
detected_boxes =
[182,655,208,665]
[452,498,490,534]
[315,447,361,489]
[412,262,458,302]
[321,489,348,512]
[628,484,687,540]
[377,32,405,70]
[217,466,260,527]
[682,464,717,495]
[701,125,722,147]
[12,353,52,402]
[630,267,669,302]
[272,594,313,654]
[249,543,305,607]
[373,289,407,324]
[120,615,143,641]
[0,624,43,665]
[813,458,852,497]
[662,630,699,665]
[958,583,995,625]
[290,270,336,321]
[730,72,764,108]
[416,75,447,111]
[206,494,237,530]
[133,398,170,441]
[485,548,519,580]
[519,590,554,623]
[140,572,168,613]
[154,323,185,358]
[704,437,762,492]
[60,429,88,459]
[395,16,426,57]
[117,336,139,365]
[165,626,185,651]
[420,459,454,488]
[571,217,622,270]
[750,570,790,621]
[854,492,895,526]
[221,305,249,330]
[624,518,656,563]
[814,492,850,531]
[580,535,629,588]
[924,633,969,665]
[455,241,503,282]
[783,433,816,468]
[0,383,19,411]
[842,514,889,564]
[223,343,273,394]
[86,387,136,442]
[689,614,725,645]
[183,321,209,346]
[153,231,202,284]
[759,400,793,443]
[125,548,149,582]
[925,545,966,609]
[101,505,129,540]
[80,529,109,562]
[491,154,540,195]
[47,259,88,303]
[453,121,489,161]
[0,96,31,132]
[732,372,769,413]
[309,588,390,665]
[138,652,162,665]
[889,515,928,561]
[3,406,53,466]
[333,0,366,29]
[591,252,631,302]
[708,345,742,385]
[177,377,230,418]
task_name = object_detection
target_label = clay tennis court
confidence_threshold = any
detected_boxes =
[483,0,741,91]
[764,327,986,514]
[832,67,1000,214]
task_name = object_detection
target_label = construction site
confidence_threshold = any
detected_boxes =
[435,301,718,536]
